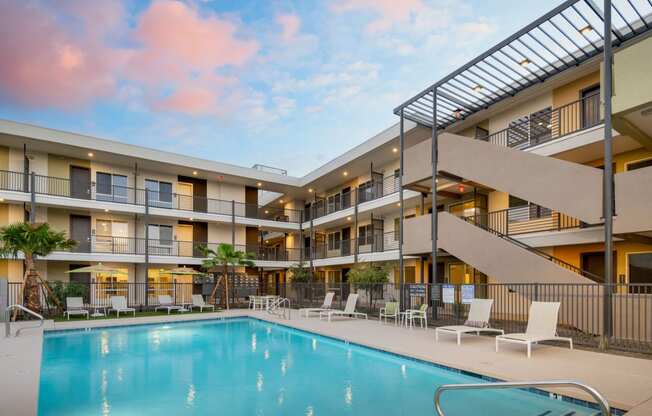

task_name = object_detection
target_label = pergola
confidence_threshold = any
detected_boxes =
[392,0,652,338]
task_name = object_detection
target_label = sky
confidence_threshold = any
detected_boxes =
[0,0,563,176]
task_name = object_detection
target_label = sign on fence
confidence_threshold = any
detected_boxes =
[408,284,426,296]
[461,285,475,304]
[442,284,455,304]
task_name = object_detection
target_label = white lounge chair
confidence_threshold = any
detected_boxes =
[379,301,399,324]
[64,297,89,320]
[110,296,136,317]
[435,299,504,345]
[319,293,367,321]
[300,292,335,317]
[155,295,183,314]
[495,301,573,358]
[191,294,215,312]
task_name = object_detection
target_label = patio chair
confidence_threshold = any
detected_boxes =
[64,297,89,320]
[300,292,335,317]
[495,301,573,358]
[191,294,216,312]
[319,293,367,321]
[109,296,136,317]
[155,295,183,314]
[435,299,504,345]
[403,304,428,329]
[379,302,399,325]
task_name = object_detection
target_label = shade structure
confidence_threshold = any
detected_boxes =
[394,0,652,128]
[65,263,126,275]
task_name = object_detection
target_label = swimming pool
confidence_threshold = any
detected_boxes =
[39,318,605,415]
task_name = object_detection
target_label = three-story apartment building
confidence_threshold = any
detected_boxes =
[1,1,651,303]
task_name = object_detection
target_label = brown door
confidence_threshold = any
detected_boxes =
[70,215,91,252]
[70,166,91,199]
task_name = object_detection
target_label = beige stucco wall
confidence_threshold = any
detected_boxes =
[613,36,652,115]
[488,91,553,133]
[552,71,600,108]
[207,181,245,203]
[47,154,89,179]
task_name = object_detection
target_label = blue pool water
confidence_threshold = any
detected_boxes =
[39,318,602,415]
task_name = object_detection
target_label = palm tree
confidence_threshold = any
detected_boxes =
[200,243,254,310]
[0,222,76,313]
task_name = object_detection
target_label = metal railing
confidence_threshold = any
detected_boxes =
[306,174,400,221]
[5,304,44,337]
[462,214,602,282]
[465,204,583,236]
[477,94,601,150]
[6,281,652,353]
[3,172,302,223]
[309,232,399,260]
[434,380,610,416]
[267,297,291,319]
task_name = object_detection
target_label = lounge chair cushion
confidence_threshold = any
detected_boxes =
[464,320,489,328]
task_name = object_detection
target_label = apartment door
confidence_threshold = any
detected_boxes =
[70,166,91,199]
[372,218,384,252]
[341,227,351,256]
[581,251,617,284]
[581,84,601,129]
[177,224,194,257]
[70,215,91,252]
[177,182,193,211]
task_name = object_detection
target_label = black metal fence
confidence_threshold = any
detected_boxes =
[8,280,652,354]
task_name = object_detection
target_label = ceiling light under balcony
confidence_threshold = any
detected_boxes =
[88,152,94,157]
[308,188,313,193]
[257,182,262,187]
[104,209,109,212]
[519,58,531,67]
[472,85,484,92]
[192,171,198,176]
[279,199,284,203]
[343,171,348,177]
[392,147,398,153]
[580,25,593,34]
[346,216,352,221]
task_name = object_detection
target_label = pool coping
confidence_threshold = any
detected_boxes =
[44,313,625,415]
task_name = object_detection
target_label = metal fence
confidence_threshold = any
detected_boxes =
[7,281,651,354]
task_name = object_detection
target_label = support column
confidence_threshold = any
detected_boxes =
[602,0,614,348]
[231,200,236,246]
[29,173,35,224]
[144,191,150,307]
[353,195,359,263]
[299,209,304,264]
[399,109,405,308]
[309,215,314,279]
[431,86,439,320]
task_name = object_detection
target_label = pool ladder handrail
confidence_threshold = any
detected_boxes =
[434,380,610,416]
[4,304,45,337]
[267,297,291,320]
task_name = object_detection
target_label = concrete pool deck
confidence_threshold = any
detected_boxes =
[2,309,652,415]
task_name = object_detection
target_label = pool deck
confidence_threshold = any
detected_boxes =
[2,309,652,415]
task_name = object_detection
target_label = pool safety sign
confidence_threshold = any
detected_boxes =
[408,284,426,296]
[442,284,455,304]
[461,285,475,304]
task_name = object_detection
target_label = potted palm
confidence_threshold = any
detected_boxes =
[0,222,76,314]
[199,243,254,310]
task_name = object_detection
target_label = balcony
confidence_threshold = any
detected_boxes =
[309,232,399,261]
[403,94,603,186]
[0,170,302,223]
[306,175,399,221]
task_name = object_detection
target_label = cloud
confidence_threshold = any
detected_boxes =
[0,1,127,108]
[331,0,425,33]
[276,14,301,43]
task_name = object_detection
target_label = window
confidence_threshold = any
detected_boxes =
[393,169,400,194]
[581,84,601,129]
[358,224,373,245]
[327,192,341,213]
[327,231,341,251]
[145,179,172,207]
[148,224,173,255]
[96,172,128,202]
[626,158,652,171]
[327,270,341,283]
[628,253,652,287]
[394,217,400,241]
[95,220,129,253]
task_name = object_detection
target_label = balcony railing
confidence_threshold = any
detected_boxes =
[309,232,399,260]
[477,94,601,150]
[464,204,583,236]
[306,174,400,221]
[1,172,302,223]
[56,236,300,261]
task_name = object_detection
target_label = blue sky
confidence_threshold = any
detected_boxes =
[0,0,562,176]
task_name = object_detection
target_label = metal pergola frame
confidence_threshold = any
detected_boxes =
[393,0,651,127]
[394,0,652,332]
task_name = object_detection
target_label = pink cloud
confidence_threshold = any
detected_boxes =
[0,1,126,108]
[128,0,258,85]
[331,0,425,33]
[276,14,301,42]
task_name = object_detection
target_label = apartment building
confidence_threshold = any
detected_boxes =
[1,1,651,300]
